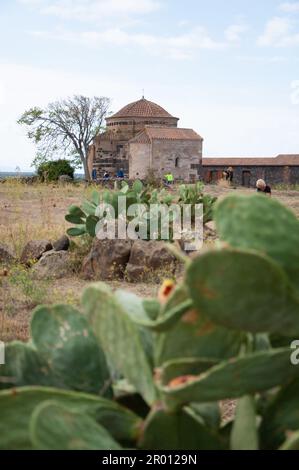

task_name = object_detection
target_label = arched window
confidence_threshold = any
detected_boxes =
[175,157,180,168]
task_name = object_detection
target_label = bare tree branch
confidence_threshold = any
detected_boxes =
[18,95,111,181]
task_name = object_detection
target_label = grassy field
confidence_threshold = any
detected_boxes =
[1,179,299,343]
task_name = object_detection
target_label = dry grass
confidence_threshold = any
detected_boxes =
[0,180,98,257]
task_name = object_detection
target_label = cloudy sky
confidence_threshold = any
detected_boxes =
[0,0,299,171]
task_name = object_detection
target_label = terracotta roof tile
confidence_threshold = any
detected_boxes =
[130,127,203,143]
[110,98,176,119]
[95,130,115,142]
[202,155,299,167]
[129,130,151,144]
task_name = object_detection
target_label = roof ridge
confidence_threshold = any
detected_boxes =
[109,98,177,119]
[202,155,299,166]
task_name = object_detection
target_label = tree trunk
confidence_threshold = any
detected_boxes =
[81,151,91,181]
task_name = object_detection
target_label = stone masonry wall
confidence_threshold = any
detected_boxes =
[151,139,202,181]
[129,142,151,179]
[202,165,299,187]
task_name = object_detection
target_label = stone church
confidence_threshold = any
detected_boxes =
[89,97,299,186]
[89,97,203,181]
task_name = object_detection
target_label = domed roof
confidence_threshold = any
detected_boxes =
[109,98,176,119]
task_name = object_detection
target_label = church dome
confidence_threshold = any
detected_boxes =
[109,98,176,119]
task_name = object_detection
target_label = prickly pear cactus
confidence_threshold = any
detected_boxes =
[0,304,112,396]
[30,401,122,450]
[186,248,299,336]
[0,386,141,450]
[2,192,299,450]
[214,193,299,287]
[82,283,157,406]
[138,406,225,450]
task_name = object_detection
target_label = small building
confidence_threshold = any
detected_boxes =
[129,127,202,180]
[202,155,299,187]
[89,97,203,180]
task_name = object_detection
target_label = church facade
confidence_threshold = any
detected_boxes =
[90,97,299,185]
[89,97,203,181]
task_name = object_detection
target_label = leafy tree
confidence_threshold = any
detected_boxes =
[18,95,110,181]
[37,160,74,182]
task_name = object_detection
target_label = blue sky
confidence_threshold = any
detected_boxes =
[0,0,299,170]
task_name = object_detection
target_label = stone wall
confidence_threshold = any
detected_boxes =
[92,116,179,177]
[202,165,299,187]
[106,116,178,136]
[92,137,129,177]
[151,139,202,181]
[129,142,151,179]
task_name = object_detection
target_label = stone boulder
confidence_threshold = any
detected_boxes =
[205,220,216,232]
[32,250,72,280]
[59,175,73,183]
[82,239,132,281]
[53,235,70,252]
[125,240,177,282]
[0,243,15,264]
[20,240,53,265]
[204,220,217,243]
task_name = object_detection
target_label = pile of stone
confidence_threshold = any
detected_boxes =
[82,239,177,282]
[81,221,218,282]
[0,235,72,280]
[1,221,218,282]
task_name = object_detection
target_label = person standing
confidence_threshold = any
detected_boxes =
[116,168,124,179]
[227,167,234,183]
[168,172,174,185]
[92,168,97,181]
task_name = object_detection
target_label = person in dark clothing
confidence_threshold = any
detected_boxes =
[228,167,234,183]
[256,179,271,196]
[92,168,97,181]
[116,169,124,179]
[225,167,234,183]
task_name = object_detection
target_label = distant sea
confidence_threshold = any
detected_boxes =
[0,171,35,179]
[0,172,84,180]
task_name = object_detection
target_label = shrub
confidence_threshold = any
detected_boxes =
[37,160,74,182]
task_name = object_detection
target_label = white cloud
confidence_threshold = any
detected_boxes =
[257,16,299,46]
[19,0,160,21]
[30,27,228,60]
[237,55,288,63]
[279,2,299,13]
[225,24,248,42]
[19,0,44,4]
[20,0,249,59]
